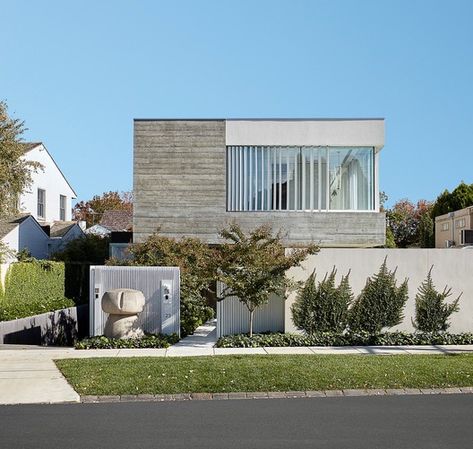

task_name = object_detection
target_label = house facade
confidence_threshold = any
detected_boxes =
[20,142,77,222]
[134,119,385,247]
[435,206,473,248]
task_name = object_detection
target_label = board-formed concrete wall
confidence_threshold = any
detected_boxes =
[285,249,473,334]
[133,119,386,246]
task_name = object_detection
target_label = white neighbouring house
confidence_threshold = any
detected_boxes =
[19,142,77,222]
[0,142,84,264]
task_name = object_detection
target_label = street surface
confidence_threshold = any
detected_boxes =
[1,394,472,448]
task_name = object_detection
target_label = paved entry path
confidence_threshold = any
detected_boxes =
[1,318,473,405]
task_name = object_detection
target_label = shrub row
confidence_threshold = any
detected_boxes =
[216,331,473,348]
[75,333,180,350]
[0,260,74,321]
[292,258,461,335]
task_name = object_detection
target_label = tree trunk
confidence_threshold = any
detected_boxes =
[249,308,254,338]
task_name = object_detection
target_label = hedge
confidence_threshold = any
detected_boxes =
[0,261,74,321]
[216,331,473,348]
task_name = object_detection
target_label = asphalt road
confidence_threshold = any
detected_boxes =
[1,395,472,449]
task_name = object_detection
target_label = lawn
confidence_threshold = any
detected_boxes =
[56,354,473,396]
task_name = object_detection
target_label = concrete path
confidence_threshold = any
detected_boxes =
[1,319,473,405]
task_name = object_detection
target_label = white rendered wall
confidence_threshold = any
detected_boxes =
[1,228,19,263]
[285,249,473,334]
[226,119,384,149]
[19,145,76,222]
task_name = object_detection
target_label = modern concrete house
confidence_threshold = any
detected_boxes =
[435,206,473,248]
[134,119,385,247]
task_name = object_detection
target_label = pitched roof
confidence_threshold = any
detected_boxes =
[99,210,133,232]
[49,221,78,238]
[0,214,31,239]
[21,141,78,198]
[20,142,42,154]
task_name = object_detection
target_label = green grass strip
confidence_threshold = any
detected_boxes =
[56,354,473,396]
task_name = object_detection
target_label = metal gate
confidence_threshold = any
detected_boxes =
[89,266,180,337]
[216,282,284,337]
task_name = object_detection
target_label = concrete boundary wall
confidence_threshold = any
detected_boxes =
[285,249,473,334]
[0,305,88,345]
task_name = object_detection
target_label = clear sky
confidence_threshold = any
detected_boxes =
[1,0,472,206]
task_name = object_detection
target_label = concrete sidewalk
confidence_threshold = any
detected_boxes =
[1,319,473,405]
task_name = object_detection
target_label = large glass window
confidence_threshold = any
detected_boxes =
[227,146,375,211]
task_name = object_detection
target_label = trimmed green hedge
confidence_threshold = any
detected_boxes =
[75,334,180,349]
[216,331,473,348]
[0,261,74,321]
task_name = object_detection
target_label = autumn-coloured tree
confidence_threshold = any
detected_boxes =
[0,101,42,217]
[386,199,434,248]
[73,191,133,226]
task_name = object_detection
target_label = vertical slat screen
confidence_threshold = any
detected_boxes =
[226,146,375,212]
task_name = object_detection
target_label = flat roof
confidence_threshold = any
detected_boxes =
[134,118,385,122]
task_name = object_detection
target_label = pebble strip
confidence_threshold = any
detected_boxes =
[81,387,473,403]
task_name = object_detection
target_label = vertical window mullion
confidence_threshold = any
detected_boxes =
[286,151,290,210]
[272,149,276,210]
[243,147,247,211]
[249,147,253,211]
[266,147,271,211]
[325,147,330,210]
[301,150,306,210]
[239,147,243,211]
[309,149,314,211]
[255,147,259,211]
[260,147,264,210]
[278,148,282,211]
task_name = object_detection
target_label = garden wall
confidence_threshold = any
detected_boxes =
[0,304,88,345]
[285,248,473,334]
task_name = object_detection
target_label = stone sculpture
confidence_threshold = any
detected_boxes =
[101,288,146,339]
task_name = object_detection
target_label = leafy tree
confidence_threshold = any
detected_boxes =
[386,199,434,248]
[413,267,461,333]
[0,100,42,217]
[291,268,353,334]
[52,234,110,264]
[110,232,216,337]
[0,241,14,264]
[431,181,473,218]
[217,223,318,337]
[73,191,133,227]
[349,258,408,334]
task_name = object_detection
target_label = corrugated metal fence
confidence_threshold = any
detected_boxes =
[216,282,284,337]
[89,266,180,337]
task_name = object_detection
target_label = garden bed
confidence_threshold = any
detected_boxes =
[75,334,180,349]
[216,332,473,348]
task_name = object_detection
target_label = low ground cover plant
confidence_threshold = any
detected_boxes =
[56,354,473,396]
[216,331,473,348]
[75,333,179,349]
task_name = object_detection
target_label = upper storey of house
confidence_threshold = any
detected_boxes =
[133,119,385,247]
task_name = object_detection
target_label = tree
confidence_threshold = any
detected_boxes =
[386,199,434,248]
[217,223,319,337]
[291,268,353,334]
[110,232,216,337]
[349,258,409,334]
[73,191,133,227]
[0,100,42,217]
[431,181,473,218]
[413,267,460,333]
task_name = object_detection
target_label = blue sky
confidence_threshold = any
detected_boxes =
[1,0,472,206]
